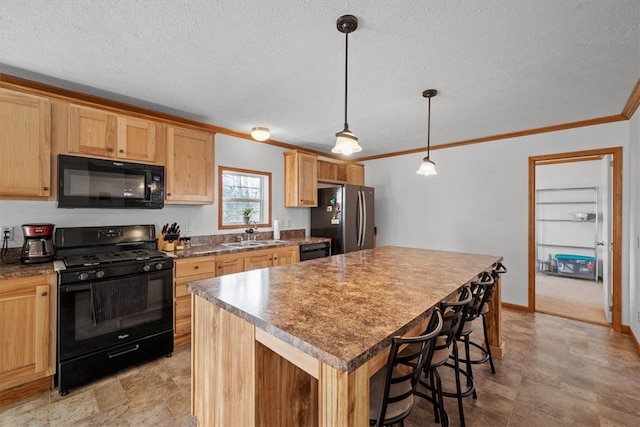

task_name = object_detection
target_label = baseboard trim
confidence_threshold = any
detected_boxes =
[621,325,640,356]
[502,302,528,311]
[0,376,52,407]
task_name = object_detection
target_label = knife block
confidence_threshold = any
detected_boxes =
[158,238,176,252]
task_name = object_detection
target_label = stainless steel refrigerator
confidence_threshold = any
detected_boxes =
[310,185,374,254]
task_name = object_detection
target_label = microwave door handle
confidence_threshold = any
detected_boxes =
[145,172,152,201]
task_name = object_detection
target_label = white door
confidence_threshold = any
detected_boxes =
[600,155,613,323]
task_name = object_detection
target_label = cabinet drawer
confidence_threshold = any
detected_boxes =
[175,256,216,278]
[174,280,191,298]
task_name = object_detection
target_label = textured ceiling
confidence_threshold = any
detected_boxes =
[1,0,638,159]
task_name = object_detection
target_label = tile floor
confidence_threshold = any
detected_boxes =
[2,309,639,426]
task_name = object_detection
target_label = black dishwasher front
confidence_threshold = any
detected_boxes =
[299,242,331,261]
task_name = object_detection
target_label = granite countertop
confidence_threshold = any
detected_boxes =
[187,246,502,372]
[0,237,331,280]
[168,236,331,259]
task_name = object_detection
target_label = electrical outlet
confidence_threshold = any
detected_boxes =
[185,222,191,233]
[637,310,640,324]
[287,219,292,227]
[1,226,13,241]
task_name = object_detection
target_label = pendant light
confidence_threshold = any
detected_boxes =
[332,14,362,155]
[416,89,438,176]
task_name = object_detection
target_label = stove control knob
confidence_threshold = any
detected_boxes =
[142,264,151,272]
[155,262,164,270]
[78,272,89,281]
[95,270,105,279]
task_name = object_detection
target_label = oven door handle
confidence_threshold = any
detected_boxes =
[63,284,91,292]
[108,344,140,359]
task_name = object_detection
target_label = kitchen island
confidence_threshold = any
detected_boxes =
[187,246,503,426]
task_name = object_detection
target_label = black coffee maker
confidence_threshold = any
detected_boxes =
[21,224,55,264]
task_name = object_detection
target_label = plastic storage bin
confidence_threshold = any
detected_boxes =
[554,254,596,278]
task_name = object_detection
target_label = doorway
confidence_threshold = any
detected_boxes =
[528,147,623,332]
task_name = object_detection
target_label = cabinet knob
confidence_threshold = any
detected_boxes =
[107,147,114,152]
[167,193,172,196]
[41,291,48,297]
[119,149,124,153]
[194,265,199,269]
[42,186,49,191]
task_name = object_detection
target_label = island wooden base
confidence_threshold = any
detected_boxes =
[191,296,372,426]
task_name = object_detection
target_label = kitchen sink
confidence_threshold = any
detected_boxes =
[259,240,287,245]
[221,241,265,248]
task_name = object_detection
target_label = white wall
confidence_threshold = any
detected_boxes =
[363,121,632,325]
[0,134,310,247]
[629,109,640,339]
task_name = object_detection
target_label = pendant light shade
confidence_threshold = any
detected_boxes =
[416,89,438,176]
[332,14,361,155]
[251,127,270,141]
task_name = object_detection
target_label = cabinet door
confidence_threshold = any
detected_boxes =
[0,276,53,390]
[244,249,273,270]
[272,246,299,266]
[174,296,191,339]
[284,151,317,207]
[341,163,365,186]
[67,104,117,158]
[116,116,162,163]
[165,126,214,204]
[215,254,245,276]
[0,89,51,198]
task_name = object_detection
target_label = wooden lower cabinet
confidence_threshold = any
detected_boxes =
[272,246,300,266]
[172,245,301,346]
[0,274,56,406]
[215,253,245,276]
[173,256,216,347]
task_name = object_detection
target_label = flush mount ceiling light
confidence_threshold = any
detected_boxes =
[251,127,270,141]
[416,89,438,176]
[332,14,362,156]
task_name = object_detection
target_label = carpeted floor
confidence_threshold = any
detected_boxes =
[535,273,608,325]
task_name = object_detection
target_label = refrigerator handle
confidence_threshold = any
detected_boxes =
[362,191,367,247]
[356,190,363,247]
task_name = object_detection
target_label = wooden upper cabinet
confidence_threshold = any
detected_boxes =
[0,89,51,198]
[67,104,117,158]
[66,104,162,164]
[339,163,365,186]
[0,275,56,391]
[165,125,214,204]
[317,159,365,186]
[116,116,162,163]
[284,150,317,207]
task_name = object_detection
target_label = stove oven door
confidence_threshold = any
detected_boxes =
[58,269,173,362]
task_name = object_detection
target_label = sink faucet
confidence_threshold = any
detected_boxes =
[246,220,258,240]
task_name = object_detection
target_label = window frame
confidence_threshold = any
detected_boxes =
[217,165,272,230]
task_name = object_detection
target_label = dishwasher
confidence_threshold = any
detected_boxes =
[299,242,331,261]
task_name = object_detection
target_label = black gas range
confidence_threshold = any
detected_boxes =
[54,225,174,395]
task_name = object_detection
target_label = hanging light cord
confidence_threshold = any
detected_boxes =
[343,27,349,130]
[426,95,431,158]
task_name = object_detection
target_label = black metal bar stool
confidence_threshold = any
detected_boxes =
[369,307,443,427]
[463,262,508,374]
[408,286,472,427]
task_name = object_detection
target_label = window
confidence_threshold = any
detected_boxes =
[218,166,272,229]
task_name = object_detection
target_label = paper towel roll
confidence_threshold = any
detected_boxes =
[273,219,281,240]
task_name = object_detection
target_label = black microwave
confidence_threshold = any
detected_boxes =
[58,155,164,209]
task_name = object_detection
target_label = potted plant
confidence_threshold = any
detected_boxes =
[242,207,254,224]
